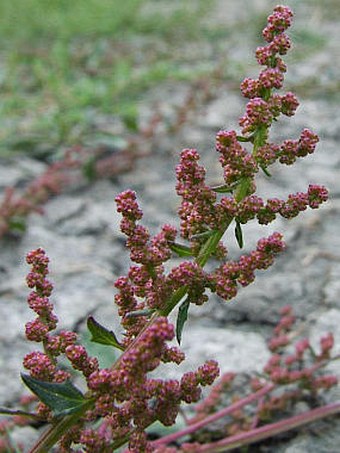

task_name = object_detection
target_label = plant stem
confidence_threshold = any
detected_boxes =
[196,225,230,267]
[161,219,233,316]
[197,401,340,452]
[28,410,89,453]
[27,142,259,451]
[151,383,274,448]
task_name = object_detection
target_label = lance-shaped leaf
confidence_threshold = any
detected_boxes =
[235,177,253,202]
[260,164,272,177]
[191,230,216,241]
[8,216,26,233]
[87,316,124,351]
[126,308,155,318]
[82,156,97,181]
[235,221,244,248]
[21,374,89,417]
[211,183,237,193]
[176,297,190,344]
[0,407,42,420]
[169,242,194,257]
[236,134,255,143]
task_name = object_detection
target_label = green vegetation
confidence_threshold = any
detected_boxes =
[0,0,142,42]
[0,0,336,158]
[0,0,215,155]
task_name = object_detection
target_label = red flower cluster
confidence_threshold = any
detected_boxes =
[23,248,99,423]
[24,249,58,346]
[239,6,296,134]
[85,317,219,452]
[212,233,285,300]
[176,149,217,239]
[262,306,337,405]
[12,5,333,453]
[216,130,258,186]
[186,306,337,443]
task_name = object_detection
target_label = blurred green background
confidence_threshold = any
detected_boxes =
[0,0,338,159]
[0,0,214,156]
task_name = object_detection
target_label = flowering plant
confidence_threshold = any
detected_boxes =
[1,5,338,452]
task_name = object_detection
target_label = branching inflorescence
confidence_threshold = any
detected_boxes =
[1,5,338,453]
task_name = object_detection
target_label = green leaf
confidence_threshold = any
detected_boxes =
[82,156,97,181]
[235,177,252,202]
[235,221,244,248]
[211,183,237,193]
[191,230,215,240]
[122,107,139,132]
[260,164,272,177]
[169,242,194,257]
[8,216,26,233]
[80,329,117,369]
[125,309,155,318]
[0,407,41,419]
[236,134,254,143]
[21,374,88,417]
[176,297,190,344]
[87,316,124,351]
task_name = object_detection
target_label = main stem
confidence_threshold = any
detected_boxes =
[198,401,340,452]
[29,125,269,452]
[151,383,274,448]
[28,225,231,452]
[29,410,90,453]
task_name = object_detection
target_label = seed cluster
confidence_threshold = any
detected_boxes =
[16,5,333,453]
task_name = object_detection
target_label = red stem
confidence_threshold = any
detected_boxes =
[197,401,340,452]
[151,383,274,448]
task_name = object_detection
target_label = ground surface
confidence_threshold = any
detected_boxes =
[0,0,339,451]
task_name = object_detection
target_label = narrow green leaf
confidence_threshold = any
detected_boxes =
[235,221,244,248]
[87,316,124,351]
[21,374,88,417]
[211,183,237,193]
[122,110,138,132]
[176,298,190,344]
[260,164,272,177]
[235,177,252,202]
[236,134,254,143]
[125,309,155,318]
[82,156,97,181]
[169,242,194,257]
[191,230,215,241]
[8,217,26,233]
[0,407,41,419]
